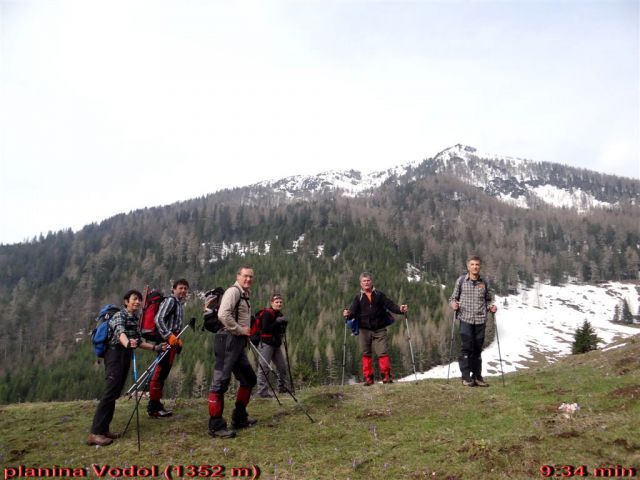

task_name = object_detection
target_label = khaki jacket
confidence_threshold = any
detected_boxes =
[218,281,251,335]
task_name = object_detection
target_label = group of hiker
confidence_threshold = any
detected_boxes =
[88,255,496,445]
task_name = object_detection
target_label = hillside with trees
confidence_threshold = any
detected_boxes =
[0,155,638,404]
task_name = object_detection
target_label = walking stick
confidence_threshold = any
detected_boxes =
[404,313,418,381]
[493,312,505,387]
[122,318,196,448]
[122,374,148,451]
[252,341,283,406]
[446,310,456,383]
[248,341,314,423]
[282,331,295,394]
[341,319,347,386]
[132,351,138,382]
[132,350,140,451]
[125,318,195,397]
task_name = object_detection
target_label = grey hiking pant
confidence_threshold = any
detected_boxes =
[256,342,289,395]
[209,331,256,394]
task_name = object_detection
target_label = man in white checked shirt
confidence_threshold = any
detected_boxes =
[449,256,497,387]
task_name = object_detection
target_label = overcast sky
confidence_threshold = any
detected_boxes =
[1,0,638,245]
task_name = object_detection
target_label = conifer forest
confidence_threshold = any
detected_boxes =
[0,164,638,404]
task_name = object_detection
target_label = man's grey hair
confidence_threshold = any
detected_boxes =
[359,272,373,281]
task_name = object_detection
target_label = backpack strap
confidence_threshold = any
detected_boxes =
[164,296,178,320]
[482,276,491,309]
[105,309,123,345]
[232,285,247,322]
[453,275,465,302]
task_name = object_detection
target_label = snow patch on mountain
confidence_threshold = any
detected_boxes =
[205,234,344,263]
[406,263,422,282]
[498,193,529,209]
[530,184,611,212]
[403,281,639,382]
[256,160,421,198]
[288,234,305,254]
[432,144,620,212]
[206,240,271,263]
[436,144,531,173]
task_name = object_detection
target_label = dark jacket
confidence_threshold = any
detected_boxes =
[257,308,285,347]
[348,289,402,331]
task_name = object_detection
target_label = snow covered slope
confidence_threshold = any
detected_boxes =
[405,281,639,382]
[255,163,417,198]
[429,144,621,211]
[250,144,638,211]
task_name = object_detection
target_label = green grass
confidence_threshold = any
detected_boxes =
[1,337,639,480]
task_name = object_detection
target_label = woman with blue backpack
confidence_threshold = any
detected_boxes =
[88,289,165,447]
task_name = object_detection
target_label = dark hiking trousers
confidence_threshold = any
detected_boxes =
[209,331,257,394]
[91,345,131,435]
[458,321,486,381]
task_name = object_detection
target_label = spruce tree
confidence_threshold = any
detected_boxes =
[571,320,601,354]
[621,299,634,324]
[613,304,620,322]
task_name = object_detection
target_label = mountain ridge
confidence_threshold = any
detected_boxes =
[246,144,638,213]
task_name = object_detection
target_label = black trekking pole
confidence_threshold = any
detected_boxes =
[132,350,140,451]
[252,342,283,406]
[122,318,196,448]
[125,318,195,397]
[341,318,347,386]
[248,341,314,423]
[282,330,295,394]
[446,310,457,384]
[123,369,148,451]
[493,312,505,387]
[404,313,418,381]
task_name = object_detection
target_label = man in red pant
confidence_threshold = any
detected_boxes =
[207,266,257,438]
[148,278,189,417]
[343,272,407,385]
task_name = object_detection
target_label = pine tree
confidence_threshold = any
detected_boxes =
[621,299,634,324]
[612,303,620,322]
[571,320,601,354]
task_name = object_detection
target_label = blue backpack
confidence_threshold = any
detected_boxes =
[91,304,120,357]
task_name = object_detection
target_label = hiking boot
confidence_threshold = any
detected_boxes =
[86,434,113,446]
[148,407,172,418]
[231,408,258,429]
[147,401,172,417]
[104,431,123,439]
[208,427,236,438]
[364,376,374,386]
[382,373,393,384]
[474,378,489,387]
[232,416,258,429]
[462,379,475,387]
[208,417,236,438]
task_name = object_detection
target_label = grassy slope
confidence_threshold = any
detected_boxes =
[1,337,639,480]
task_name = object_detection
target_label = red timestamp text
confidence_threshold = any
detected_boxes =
[166,464,261,479]
[540,464,637,477]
